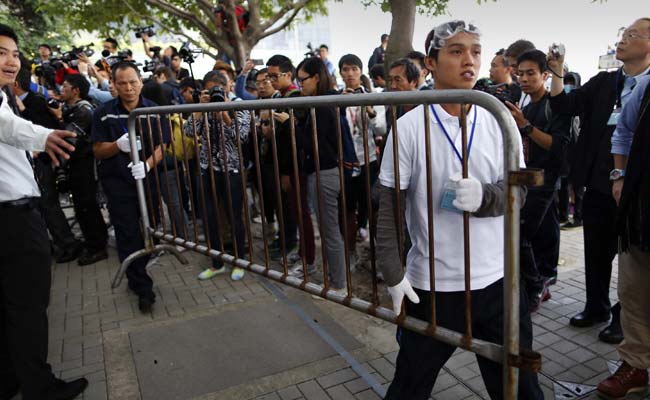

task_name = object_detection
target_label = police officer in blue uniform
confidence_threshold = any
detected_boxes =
[91,62,170,313]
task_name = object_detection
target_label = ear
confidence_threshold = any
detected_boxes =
[541,70,550,81]
[424,56,437,75]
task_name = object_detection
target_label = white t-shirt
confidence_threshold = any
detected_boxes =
[379,104,525,292]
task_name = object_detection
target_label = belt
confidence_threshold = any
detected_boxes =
[0,197,39,210]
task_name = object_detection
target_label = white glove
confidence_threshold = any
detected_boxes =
[451,173,483,213]
[128,161,150,180]
[116,133,131,153]
[387,276,420,315]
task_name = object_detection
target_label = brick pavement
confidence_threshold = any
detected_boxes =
[15,223,649,400]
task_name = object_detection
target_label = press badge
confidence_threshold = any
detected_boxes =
[607,108,622,126]
[440,181,463,214]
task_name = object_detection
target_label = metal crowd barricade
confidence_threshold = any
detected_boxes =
[110,90,543,399]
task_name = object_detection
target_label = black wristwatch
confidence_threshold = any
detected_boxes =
[519,122,533,136]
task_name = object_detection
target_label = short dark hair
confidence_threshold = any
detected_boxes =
[266,54,295,77]
[16,68,31,92]
[180,77,201,90]
[104,38,118,49]
[38,44,52,52]
[154,66,174,80]
[406,51,426,69]
[213,60,235,81]
[296,56,331,95]
[203,70,228,87]
[381,34,389,43]
[167,45,179,57]
[516,49,547,73]
[389,58,419,83]
[64,73,90,99]
[369,64,384,80]
[504,39,535,61]
[0,24,18,45]
[338,54,363,71]
[494,48,508,66]
[111,61,141,81]
[142,80,168,106]
[319,44,328,51]
[256,67,268,76]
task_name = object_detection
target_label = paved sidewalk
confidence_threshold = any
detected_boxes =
[15,224,650,400]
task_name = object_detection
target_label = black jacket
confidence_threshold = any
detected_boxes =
[21,92,59,130]
[299,103,339,175]
[549,70,620,194]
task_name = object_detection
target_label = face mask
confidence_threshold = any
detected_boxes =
[564,84,575,94]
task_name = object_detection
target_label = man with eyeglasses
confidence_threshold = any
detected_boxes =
[548,18,650,345]
[91,62,170,313]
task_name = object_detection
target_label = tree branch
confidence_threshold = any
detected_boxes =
[257,4,305,41]
[258,0,310,33]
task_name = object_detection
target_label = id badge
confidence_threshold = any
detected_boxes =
[607,108,622,126]
[440,181,463,214]
[135,136,142,151]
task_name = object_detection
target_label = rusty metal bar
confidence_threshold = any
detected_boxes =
[422,105,437,331]
[389,106,406,319]
[178,116,199,244]
[335,107,352,294]
[234,112,254,263]
[460,104,473,345]
[269,113,289,276]
[359,110,377,305]
[139,116,157,233]
[288,109,308,285]
[308,107,330,289]
[166,115,188,240]
[250,110,271,270]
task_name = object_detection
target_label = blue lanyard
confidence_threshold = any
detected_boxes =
[430,104,477,165]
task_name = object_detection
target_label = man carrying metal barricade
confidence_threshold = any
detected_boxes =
[91,61,170,313]
[376,20,543,399]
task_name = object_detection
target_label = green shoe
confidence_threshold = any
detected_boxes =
[231,267,245,281]
[198,266,226,280]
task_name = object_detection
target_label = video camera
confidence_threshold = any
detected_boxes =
[50,43,95,70]
[178,41,201,64]
[103,50,132,68]
[474,78,519,105]
[135,25,155,39]
[209,86,226,103]
[143,59,165,73]
[304,42,319,58]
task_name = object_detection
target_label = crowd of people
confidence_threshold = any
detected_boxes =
[0,15,649,400]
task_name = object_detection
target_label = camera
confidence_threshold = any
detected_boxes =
[304,42,318,58]
[550,43,565,58]
[209,86,226,103]
[56,136,78,168]
[192,89,201,103]
[135,25,155,39]
[474,79,519,105]
[179,41,201,64]
[143,60,164,73]
[47,98,61,109]
[51,43,95,70]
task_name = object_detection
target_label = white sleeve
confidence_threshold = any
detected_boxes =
[378,109,415,190]
[0,91,51,151]
[370,105,387,137]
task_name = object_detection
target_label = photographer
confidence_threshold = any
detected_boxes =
[49,74,109,266]
[339,54,385,257]
[504,49,571,313]
[170,52,189,81]
[183,71,250,282]
[95,37,118,71]
[140,31,175,66]
[488,48,522,101]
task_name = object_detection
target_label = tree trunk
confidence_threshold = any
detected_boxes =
[384,0,416,78]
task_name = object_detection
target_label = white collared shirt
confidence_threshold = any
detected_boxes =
[0,89,51,202]
[379,104,525,291]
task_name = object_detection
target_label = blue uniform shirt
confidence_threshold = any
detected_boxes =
[91,96,170,195]
[612,75,650,156]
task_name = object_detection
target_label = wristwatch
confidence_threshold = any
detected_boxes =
[609,168,626,181]
[519,122,533,136]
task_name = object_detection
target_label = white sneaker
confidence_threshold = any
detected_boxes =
[288,262,317,278]
[357,228,369,242]
[287,249,302,264]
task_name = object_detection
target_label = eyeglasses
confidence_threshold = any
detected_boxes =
[619,31,650,41]
[297,74,315,84]
[267,72,287,81]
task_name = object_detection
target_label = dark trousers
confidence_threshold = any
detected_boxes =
[68,156,107,253]
[285,174,315,264]
[104,185,153,297]
[202,171,246,268]
[582,189,618,316]
[533,197,560,279]
[35,158,78,254]
[0,206,55,400]
[261,163,277,224]
[558,177,584,223]
[351,161,379,229]
[520,189,559,299]
[384,279,543,400]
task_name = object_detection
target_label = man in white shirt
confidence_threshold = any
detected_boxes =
[0,24,88,400]
[376,20,543,399]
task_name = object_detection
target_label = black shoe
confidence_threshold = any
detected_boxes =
[55,242,83,263]
[138,294,156,313]
[561,220,583,230]
[570,311,610,328]
[599,320,624,344]
[543,275,558,286]
[77,249,108,266]
[48,378,88,400]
